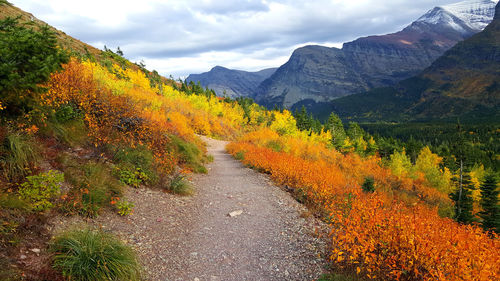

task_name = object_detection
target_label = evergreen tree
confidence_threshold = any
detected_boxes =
[479,173,500,233]
[450,171,475,224]
[326,112,345,147]
[116,46,124,56]
[347,122,364,140]
[0,16,68,116]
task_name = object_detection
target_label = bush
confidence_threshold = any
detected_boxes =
[113,145,158,185]
[59,159,123,217]
[118,168,148,188]
[0,132,40,180]
[116,199,134,216]
[167,174,193,196]
[361,176,375,193]
[51,228,140,281]
[18,170,64,212]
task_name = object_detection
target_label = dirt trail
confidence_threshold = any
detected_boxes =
[53,138,329,281]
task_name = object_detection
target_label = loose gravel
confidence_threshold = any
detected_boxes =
[51,138,330,281]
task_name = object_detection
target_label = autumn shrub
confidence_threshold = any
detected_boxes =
[51,228,140,281]
[318,273,358,281]
[0,131,40,180]
[228,140,500,281]
[18,170,64,212]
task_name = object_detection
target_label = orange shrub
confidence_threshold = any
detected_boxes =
[228,139,500,281]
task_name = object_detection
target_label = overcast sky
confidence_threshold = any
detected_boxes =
[10,0,462,78]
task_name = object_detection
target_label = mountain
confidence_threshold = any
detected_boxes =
[186,66,276,98]
[253,0,498,110]
[329,1,500,122]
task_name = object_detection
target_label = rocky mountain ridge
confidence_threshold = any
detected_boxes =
[253,0,498,110]
[328,1,500,122]
[186,66,276,98]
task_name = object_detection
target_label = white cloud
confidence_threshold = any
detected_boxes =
[10,0,461,78]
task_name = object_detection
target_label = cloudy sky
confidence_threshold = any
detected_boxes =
[10,0,461,78]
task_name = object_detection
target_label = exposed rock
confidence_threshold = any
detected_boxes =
[228,210,243,217]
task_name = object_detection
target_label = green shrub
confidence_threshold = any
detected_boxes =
[361,176,375,193]
[167,174,193,196]
[266,140,284,152]
[113,146,158,185]
[0,132,40,180]
[118,168,148,188]
[116,199,134,216]
[234,151,245,160]
[18,170,64,212]
[51,228,140,281]
[55,104,81,123]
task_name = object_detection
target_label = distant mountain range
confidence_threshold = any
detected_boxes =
[187,0,498,112]
[186,66,276,98]
[329,1,500,122]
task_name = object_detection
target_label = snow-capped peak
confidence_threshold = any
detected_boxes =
[416,0,498,32]
[442,0,498,30]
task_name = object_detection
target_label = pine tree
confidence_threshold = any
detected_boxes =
[479,173,500,233]
[0,17,68,116]
[326,112,345,147]
[450,171,475,224]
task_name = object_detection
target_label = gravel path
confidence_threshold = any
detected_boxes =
[52,138,330,281]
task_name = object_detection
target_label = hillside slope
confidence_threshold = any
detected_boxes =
[0,2,103,58]
[254,0,498,110]
[329,1,500,122]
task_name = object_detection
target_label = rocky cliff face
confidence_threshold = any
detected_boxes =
[329,1,500,122]
[186,66,276,98]
[254,0,498,109]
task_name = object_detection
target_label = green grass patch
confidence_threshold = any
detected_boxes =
[45,118,88,147]
[58,155,123,217]
[168,135,208,173]
[166,174,193,196]
[51,228,141,281]
[0,131,40,180]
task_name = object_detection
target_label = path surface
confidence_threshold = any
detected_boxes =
[53,138,329,280]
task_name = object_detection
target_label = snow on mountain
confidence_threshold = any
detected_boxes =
[442,0,498,30]
[417,0,498,33]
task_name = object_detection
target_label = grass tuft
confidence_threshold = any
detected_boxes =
[51,228,141,281]
[167,174,193,196]
[0,132,40,180]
